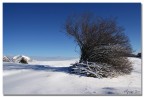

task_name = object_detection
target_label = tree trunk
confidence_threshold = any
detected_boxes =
[79,47,89,62]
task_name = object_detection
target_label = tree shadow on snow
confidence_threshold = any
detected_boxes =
[3,63,71,74]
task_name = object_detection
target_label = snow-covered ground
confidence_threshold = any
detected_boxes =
[3,57,141,95]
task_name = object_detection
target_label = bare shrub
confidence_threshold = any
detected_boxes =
[19,57,28,64]
[64,13,133,77]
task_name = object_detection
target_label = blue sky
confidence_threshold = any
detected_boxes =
[3,3,141,57]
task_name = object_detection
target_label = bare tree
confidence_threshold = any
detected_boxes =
[64,13,133,75]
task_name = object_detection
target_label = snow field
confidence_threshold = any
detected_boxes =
[3,57,141,95]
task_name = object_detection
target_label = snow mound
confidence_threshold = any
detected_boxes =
[3,56,11,62]
[12,55,31,63]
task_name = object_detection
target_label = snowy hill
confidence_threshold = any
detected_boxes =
[3,57,141,95]
[12,55,31,63]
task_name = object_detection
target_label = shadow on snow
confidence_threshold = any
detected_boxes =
[3,63,71,74]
